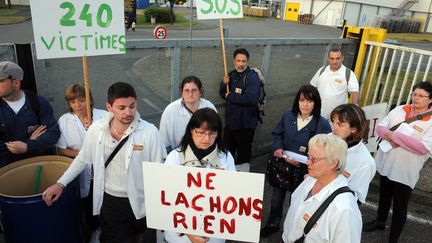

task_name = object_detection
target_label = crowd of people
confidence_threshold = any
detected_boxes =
[0,45,431,243]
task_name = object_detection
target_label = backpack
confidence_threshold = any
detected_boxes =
[243,67,266,123]
[318,66,352,97]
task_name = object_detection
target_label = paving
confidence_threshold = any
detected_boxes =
[1,6,432,243]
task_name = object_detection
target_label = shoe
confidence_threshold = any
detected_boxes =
[363,221,385,232]
[260,224,279,237]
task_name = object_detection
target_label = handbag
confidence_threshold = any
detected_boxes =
[265,155,308,192]
[294,186,354,243]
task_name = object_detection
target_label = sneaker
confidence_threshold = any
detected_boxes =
[260,224,279,237]
[363,221,385,232]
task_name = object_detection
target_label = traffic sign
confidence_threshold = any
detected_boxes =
[153,25,168,39]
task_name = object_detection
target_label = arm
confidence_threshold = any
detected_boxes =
[225,72,260,105]
[350,91,359,105]
[271,114,286,152]
[390,131,429,155]
[159,107,173,152]
[219,78,228,100]
[309,69,320,87]
[58,147,79,158]
[347,71,360,105]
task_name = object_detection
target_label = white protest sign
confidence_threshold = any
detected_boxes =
[142,163,264,242]
[29,0,125,59]
[196,0,243,20]
[363,103,388,152]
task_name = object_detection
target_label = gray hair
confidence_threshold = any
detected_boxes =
[308,134,347,174]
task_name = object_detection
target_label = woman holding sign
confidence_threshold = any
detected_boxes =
[164,108,235,243]
[159,76,217,153]
[363,81,432,243]
[329,104,376,204]
[261,85,330,237]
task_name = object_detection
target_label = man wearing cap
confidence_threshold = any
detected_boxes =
[0,61,60,167]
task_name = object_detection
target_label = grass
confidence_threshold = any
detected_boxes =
[386,33,432,43]
[0,7,24,15]
[0,6,29,25]
[136,11,198,28]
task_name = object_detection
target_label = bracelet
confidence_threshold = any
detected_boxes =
[56,182,65,189]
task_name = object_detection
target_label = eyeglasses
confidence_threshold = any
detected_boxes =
[183,89,199,94]
[193,129,217,139]
[307,156,327,164]
[411,93,430,99]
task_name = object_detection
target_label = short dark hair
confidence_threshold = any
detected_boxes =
[179,108,226,154]
[233,48,249,60]
[412,81,432,108]
[107,82,137,105]
[330,104,369,145]
[179,75,203,94]
[65,83,94,112]
[292,85,322,118]
[328,47,344,57]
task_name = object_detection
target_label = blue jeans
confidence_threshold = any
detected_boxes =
[267,186,289,226]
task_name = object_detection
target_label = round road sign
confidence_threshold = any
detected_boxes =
[153,25,168,39]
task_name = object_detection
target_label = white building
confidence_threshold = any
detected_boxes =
[288,0,432,32]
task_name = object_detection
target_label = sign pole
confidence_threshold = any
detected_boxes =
[219,18,229,92]
[82,55,92,124]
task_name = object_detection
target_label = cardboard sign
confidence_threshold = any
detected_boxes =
[142,163,264,242]
[30,0,125,59]
[363,103,388,152]
[196,0,243,20]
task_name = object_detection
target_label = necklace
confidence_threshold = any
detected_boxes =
[110,121,127,135]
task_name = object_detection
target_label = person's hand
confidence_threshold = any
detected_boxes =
[285,158,301,168]
[223,75,230,85]
[42,183,65,206]
[30,125,47,140]
[273,149,284,158]
[389,140,400,149]
[186,235,209,243]
[5,141,28,154]
[383,131,393,141]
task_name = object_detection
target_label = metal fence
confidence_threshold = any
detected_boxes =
[1,38,355,155]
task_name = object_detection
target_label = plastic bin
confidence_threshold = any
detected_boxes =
[0,156,83,243]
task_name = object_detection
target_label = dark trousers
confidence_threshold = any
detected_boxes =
[377,175,412,243]
[223,127,255,165]
[267,187,289,226]
[100,193,147,243]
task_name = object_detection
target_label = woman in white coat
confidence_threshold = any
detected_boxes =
[160,76,217,152]
[164,108,236,243]
[330,104,376,204]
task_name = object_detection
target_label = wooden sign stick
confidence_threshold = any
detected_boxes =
[219,18,229,92]
[82,55,92,125]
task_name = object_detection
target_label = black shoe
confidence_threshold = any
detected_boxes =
[260,224,279,237]
[363,221,386,232]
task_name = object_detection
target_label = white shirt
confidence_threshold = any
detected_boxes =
[4,92,25,114]
[57,108,107,198]
[159,98,217,152]
[310,65,359,119]
[163,147,236,243]
[375,105,432,189]
[57,111,167,219]
[282,175,362,243]
[344,141,376,203]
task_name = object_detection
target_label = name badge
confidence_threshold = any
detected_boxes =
[412,125,424,133]
[342,170,351,178]
[235,88,242,94]
[27,125,39,133]
[133,144,144,151]
[299,146,307,153]
[335,79,343,84]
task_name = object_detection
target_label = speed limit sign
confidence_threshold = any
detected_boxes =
[153,25,168,39]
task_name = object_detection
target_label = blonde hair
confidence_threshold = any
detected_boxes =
[64,83,94,112]
[308,134,347,174]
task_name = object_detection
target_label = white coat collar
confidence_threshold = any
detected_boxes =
[180,145,222,169]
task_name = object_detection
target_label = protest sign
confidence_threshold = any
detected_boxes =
[142,163,264,242]
[363,103,388,152]
[30,0,125,59]
[196,0,243,20]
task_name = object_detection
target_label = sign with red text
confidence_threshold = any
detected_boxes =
[142,163,264,242]
[363,103,388,152]
[153,25,168,39]
[196,0,243,20]
[29,0,125,59]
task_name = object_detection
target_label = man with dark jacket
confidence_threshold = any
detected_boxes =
[219,48,260,172]
[0,61,60,167]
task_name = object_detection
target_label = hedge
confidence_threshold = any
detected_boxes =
[144,7,176,23]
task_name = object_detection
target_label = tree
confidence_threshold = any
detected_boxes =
[7,0,12,9]
[169,0,175,25]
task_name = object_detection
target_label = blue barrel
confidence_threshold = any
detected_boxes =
[0,156,83,243]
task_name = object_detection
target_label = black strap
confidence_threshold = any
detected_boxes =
[389,110,432,132]
[105,135,130,168]
[299,186,354,239]
[27,90,41,124]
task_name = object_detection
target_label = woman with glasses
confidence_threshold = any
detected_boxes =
[330,104,375,204]
[282,134,362,243]
[56,83,107,241]
[363,81,432,243]
[260,85,331,237]
[159,76,217,153]
[164,108,235,243]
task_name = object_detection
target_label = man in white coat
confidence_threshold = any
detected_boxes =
[43,82,166,243]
